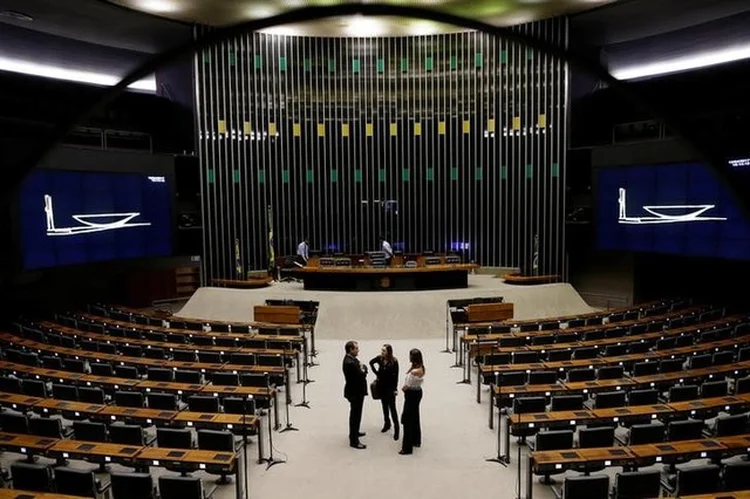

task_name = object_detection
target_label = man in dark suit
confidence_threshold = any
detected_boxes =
[342,340,367,449]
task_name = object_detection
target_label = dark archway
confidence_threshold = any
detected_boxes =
[3,3,742,214]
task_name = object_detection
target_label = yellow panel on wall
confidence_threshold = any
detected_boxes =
[243,121,252,135]
[512,117,521,130]
[414,122,422,136]
[390,123,398,136]
[341,123,350,137]
[317,123,326,137]
[218,120,227,134]
[462,120,471,134]
[538,114,547,128]
[365,123,374,137]
[269,122,277,135]
[487,119,496,132]
[438,121,446,135]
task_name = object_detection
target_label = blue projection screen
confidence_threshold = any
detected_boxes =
[20,169,172,270]
[596,162,750,260]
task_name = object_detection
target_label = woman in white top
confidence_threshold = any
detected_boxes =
[399,348,425,455]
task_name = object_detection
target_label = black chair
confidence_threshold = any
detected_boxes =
[659,357,684,373]
[115,365,139,380]
[0,376,22,394]
[144,347,166,360]
[78,387,106,404]
[613,470,661,499]
[74,421,108,442]
[561,474,609,499]
[29,417,67,438]
[628,389,659,406]
[115,391,145,408]
[531,335,555,346]
[667,419,704,441]
[222,397,256,415]
[713,350,735,365]
[175,370,202,384]
[212,372,240,386]
[701,380,728,398]
[111,472,156,499]
[120,345,143,358]
[528,371,557,385]
[197,430,235,483]
[673,464,721,497]
[627,342,651,355]
[736,376,750,394]
[159,476,216,499]
[668,384,699,402]
[510,397,546,441]
[627,423,665,445]
[21,379,47,397]
[240,373,267,387]
[593,391,626,409]
[257,354,284,368]
[188,395,221,413]
[713,413,747,436]
[157,427,193,449]
[229,353,256,366]
[689,354,712,369]
[52,383,78,401]
[55,466,111,498]
[147,367,174,382]
[483,353,511,366]
[550,395,584,411]
[547,350,573,362]
[198,352,223,364]
[173,350,198,362]
[41,356,64,370]
[567,369,595,383]
[90,362,114,377]
[534,430,575,483]
[109,424,149,446]
[723,461,750,491]
[148,392,178,411]
[579,426,614,448]
[572,347,597,360]
[0,411,29,433]
[11,462,53,492]
[597,366,624,380]
[602,344,627,357]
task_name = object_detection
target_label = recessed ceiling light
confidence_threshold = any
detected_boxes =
[134,0,179,14]
[0,10,33,22]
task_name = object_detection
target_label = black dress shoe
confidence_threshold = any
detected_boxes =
[398,450,412,455]
[381,425,391,433]
[358,432,366,437]
[350,443,367,449]
[394,426,400,440]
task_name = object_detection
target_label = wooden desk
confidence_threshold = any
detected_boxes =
[254,305,301,325]
[136,380,206,396]
[33,399,104,419]
[562,378,635,394]
[0,490,93,499]
[628,439,727,462]
[668,395,750,418]
[135,447,237,473]
[212,277,272,289]
[96,406,177,425]
[531,446,636,471]
[0,432,58,457]
[0,392,43,411]
[466,303,514,323]
[199,385,279,430]
[47,440,143,465]
[295,263,478,291]
[679,493,750,499]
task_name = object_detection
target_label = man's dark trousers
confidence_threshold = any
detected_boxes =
[348,395,365,445]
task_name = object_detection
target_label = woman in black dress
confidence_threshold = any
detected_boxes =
[399,348,424,455]
[369,344,400,440]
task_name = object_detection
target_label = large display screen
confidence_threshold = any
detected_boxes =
[19,169,172,269]
[596,162,750,260]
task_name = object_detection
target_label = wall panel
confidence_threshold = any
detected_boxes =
[195,20,568,282]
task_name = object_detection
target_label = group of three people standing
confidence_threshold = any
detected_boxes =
[342,340,424,455]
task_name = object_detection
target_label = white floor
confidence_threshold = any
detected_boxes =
[171,276,593,499]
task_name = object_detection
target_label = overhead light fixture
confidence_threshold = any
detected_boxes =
[345,16,384,37]
[134,0,180,14]
[611,45,750,80]
[407,20,443,36]
[0,56,156,92]
[260,25,299,36]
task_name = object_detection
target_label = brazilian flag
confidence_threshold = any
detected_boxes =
[267,205,275,277]
[234,238,243,279]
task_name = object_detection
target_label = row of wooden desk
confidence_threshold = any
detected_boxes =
[0,431,241,496]
[526,433,750,499]
[501,394,750,466]
[0,391,263,462]
[0,360,280,430]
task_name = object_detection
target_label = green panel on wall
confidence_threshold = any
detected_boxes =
[233,170,240,183]
[475,168,483,181]
[378,169,386,182]
[328,59,336,73]
[475,53,483,68]
[402,169,410,181]
[551,163,560,178]
[500,50,508,64]
[500,166,508,179]
[207,169,215,184]
[400,58,409,71]
[425,56,433,71]
[354,169,362,182]
[303,58,311,71]
[257,169,265,184]
[376,58,385,73]
[279,56,287,71]
[202,51,211,64]
[525,164,534,179]
[426,168,434,181]
[449,55,458,69]
[352,58,360,73]
[281,170,290,184]
[526,48,534,60]
[450,167,459,180]
[330,169,338,183]
[253,55,262,69]
[306,169,314,183]
[228,51,236,66]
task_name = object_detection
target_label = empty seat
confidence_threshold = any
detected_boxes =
[713,350,734,365]
[115,365,139,379]
[73,421,108,442]
[109,424,148,445]
[115,391,145,408]
[483,354,511,366]
[723,461,750,492]
[78,387,105,404]
[736,376,750,394]
[120,345,143,357]
[111,472,156,499]
[668,384,699,402]
[188,395,221,413]
[701,380,728,398]
[578,426,615,448]
[175,370,202,384]
[603,344,627,357]
[64,358,86,373]
[147,392,177,411]
[628,423,665,445]
[689,354,712,369]
[631,361,658,377]
[147,367,174,382]
[0,411,29,433]
[52,383,78,401]
[597,366,624,380]
[613,470,661,499]
[667,419,704,441]
[198,352,223,364]
[511,351,539,365]
[11,462,53,492]
[222,397,255,415]
[144,347,166,360]
[40,356,64,370]
[550,395,584,411]
[229,353,255,366]
[627,342,651,355]
[90,362,114,376]
[594,391,626,409]
[660,358,684,373]
[572,347,597,360]
[713,413,747,437]
[55,466,110,498]
[567,369,595,383]
[628,389,659,406]
[674,464,721,497]
[29,417,65,438]
[22,379,47,397]
[528,371,556,385]
[159,476,214,499]
[212,372,240,386]
[0,376,22,394]
[546,350,573,362]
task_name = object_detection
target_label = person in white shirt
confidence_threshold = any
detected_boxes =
[399,348,424,455]
[379,236,394,265]
[296,237,309,265]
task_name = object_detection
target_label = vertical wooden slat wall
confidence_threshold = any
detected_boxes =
[195,19,568,283]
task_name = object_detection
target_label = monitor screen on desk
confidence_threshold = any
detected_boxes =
[19,169,172,270]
